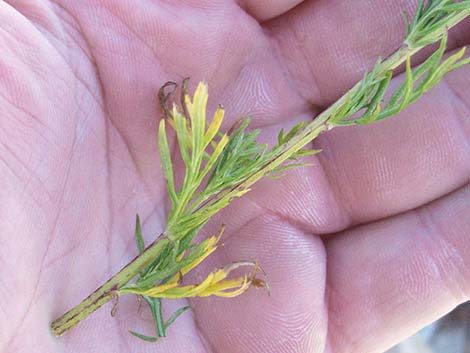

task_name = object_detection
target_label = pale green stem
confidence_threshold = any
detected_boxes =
[50,237,171,336]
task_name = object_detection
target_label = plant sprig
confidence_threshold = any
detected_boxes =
[50,1,470,340]
[330,33,470,126]
[405,0,470,47]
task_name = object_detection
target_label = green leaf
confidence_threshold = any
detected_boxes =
[278,122,306,144]
[173,107,191,165]
[451,57,470,71]
[277,128,285,145]
[292,149,322,158]
[158,120,178,206]
[398,55,413,112]
[198,134,229,184]
[404,11,412,36]
[359,71,392,124]
[144,296,166,338]
[135,237,209,290]
[129,330,158,342]
[427,47,467,87]
[330,91,353,125]
[164,306,191,330]
[135,214,145,254]
[204,118,268,195]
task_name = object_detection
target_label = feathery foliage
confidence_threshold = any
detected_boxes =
[405,0,470,47]
[330,34,470,126]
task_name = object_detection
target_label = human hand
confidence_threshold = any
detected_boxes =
[1,1,469,352]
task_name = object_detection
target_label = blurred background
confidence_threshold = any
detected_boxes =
[387,302,470,353]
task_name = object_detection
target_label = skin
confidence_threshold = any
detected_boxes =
[0,0,469,352]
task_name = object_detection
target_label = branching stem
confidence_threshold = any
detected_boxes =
[51,237,170,336]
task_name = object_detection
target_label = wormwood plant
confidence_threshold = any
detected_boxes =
[51,0,470,341]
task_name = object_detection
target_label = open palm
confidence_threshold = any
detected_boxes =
[1,1,470,352]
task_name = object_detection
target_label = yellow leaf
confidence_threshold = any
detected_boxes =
[204,106,225,147]
[124,261,267,300]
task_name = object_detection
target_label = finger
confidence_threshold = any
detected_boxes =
[312,61,470,225]
[239,0,305,21]
[191,214,327,353]
[269,0,470,105]
[325,184,470,353]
